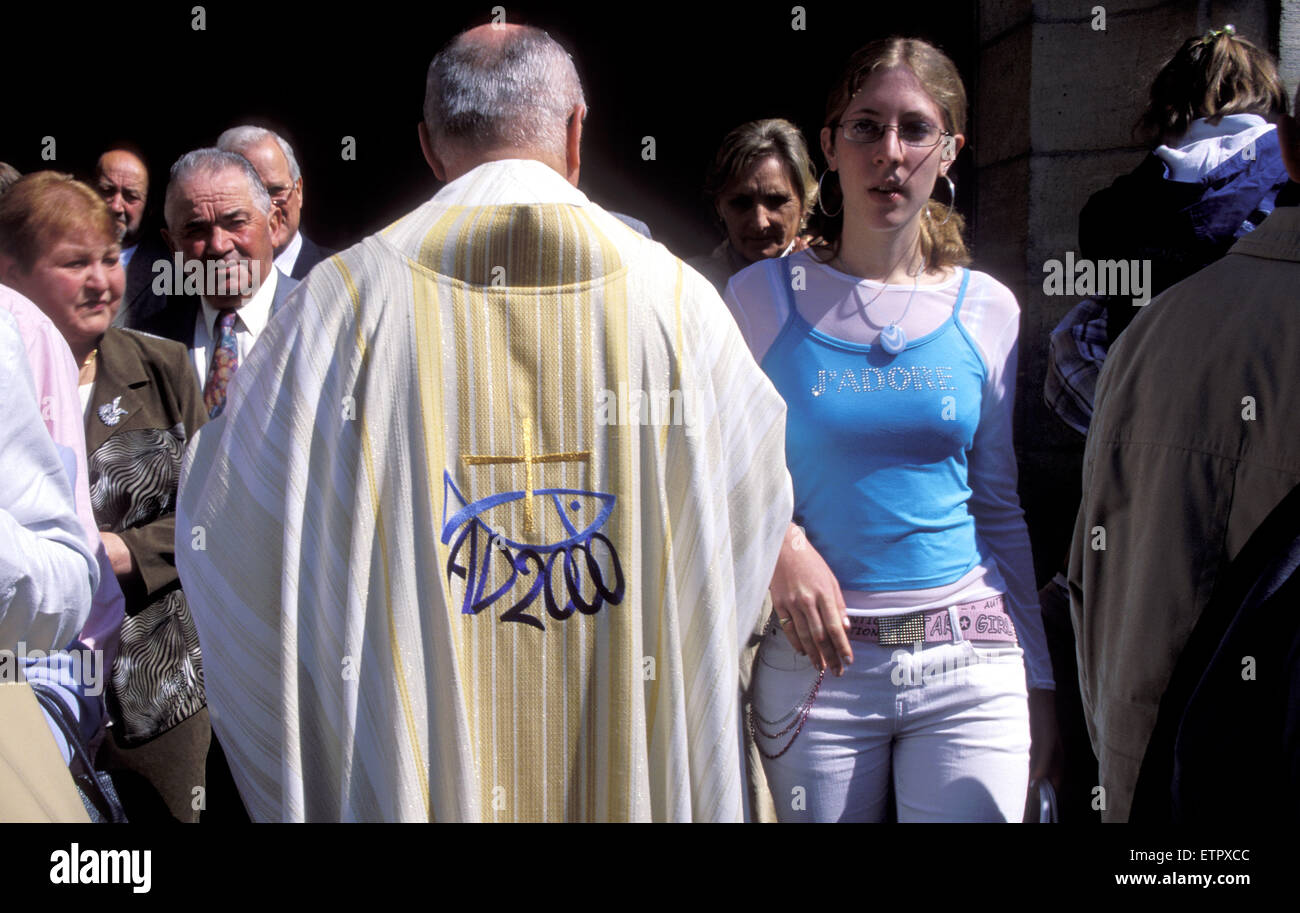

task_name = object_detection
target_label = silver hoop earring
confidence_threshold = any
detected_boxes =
[817,169,843,218]
[934,174,956,226]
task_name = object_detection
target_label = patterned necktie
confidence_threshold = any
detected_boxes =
[203,309,239,418]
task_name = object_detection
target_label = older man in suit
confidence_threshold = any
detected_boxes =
[94,148,170,330]
[137,148,297,417]
[217,126,332,280]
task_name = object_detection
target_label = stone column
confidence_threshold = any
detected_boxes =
[1282,0,1300,96]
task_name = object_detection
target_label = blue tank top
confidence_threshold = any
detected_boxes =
[761,264,989,591]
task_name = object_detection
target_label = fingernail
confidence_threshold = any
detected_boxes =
[841,654,853,665]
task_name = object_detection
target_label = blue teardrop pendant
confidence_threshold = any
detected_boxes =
[879,323,907,354]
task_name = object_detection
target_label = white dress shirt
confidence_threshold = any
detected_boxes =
[273,231,303,277]
[191,267,279,386]
[119,243,138,269]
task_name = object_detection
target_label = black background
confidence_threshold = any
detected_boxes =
[2,0,978,262]
[13,823,1276,896]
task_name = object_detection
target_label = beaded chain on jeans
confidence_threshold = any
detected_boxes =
[747,619,828,759]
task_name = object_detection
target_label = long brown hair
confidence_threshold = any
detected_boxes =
[818,37,970,269]
[1138,27,1288,144]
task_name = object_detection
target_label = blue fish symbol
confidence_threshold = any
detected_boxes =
[441,471,615,553]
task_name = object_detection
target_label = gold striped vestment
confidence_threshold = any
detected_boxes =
[177,159,792,821]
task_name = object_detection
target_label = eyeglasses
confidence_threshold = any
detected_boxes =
[265,184,295,206]
[837,118,949,148]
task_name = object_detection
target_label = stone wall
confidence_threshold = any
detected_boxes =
[1282,0,1300,95]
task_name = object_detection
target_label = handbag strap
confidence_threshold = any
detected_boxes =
[28,682,127,823]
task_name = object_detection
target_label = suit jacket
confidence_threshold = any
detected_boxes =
[289,232,332,281]
[1069,203,1300,822]
[113,234,171,331]
[134,269,299,352]
[85,327,206,606]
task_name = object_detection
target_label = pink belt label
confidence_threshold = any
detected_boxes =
[847,596,1016,644]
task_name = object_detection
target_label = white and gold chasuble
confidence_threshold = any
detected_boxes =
[176,160,792,821]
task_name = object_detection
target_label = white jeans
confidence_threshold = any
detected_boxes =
[752,622,1030,822]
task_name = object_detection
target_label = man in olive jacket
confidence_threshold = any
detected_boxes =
[1069,90,1300,822]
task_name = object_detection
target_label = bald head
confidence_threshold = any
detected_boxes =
[463,22,528,45]
[94,149,149,246]
[420,23,586,183]
[218,126,304,254]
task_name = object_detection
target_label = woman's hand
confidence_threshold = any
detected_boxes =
[101,531,135,579]
[769,523,853,675]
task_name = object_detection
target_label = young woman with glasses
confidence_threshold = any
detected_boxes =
[724,37,1057,821]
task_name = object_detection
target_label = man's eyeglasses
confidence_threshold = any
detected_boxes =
[266,185,294,206]
[837,118,949,148]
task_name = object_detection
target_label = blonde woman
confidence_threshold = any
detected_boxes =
[689,118,819,293]
[726,38,1055,822]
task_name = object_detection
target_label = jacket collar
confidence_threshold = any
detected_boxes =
[124,235,171,306]
[85,327,152,453]
[1229,206,1300,263]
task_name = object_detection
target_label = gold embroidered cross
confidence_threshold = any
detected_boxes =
[463,423,589,537]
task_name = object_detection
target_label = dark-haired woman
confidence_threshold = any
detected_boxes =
[726,38,1054,822]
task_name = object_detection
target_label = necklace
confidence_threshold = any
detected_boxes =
[838,246,909,311]
[78,347,98,383]
[878,268,923,354]
[847,253,926,355]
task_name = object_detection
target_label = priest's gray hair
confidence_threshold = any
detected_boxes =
[164,148,272,228]
[423,26,585,156]
[216,125,302,183]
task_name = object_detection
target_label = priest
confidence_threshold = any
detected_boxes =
[176,22,792,821]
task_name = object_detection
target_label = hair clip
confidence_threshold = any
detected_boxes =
[1203,23,1236,41]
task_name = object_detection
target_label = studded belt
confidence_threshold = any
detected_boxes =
[847,595,1016,645]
